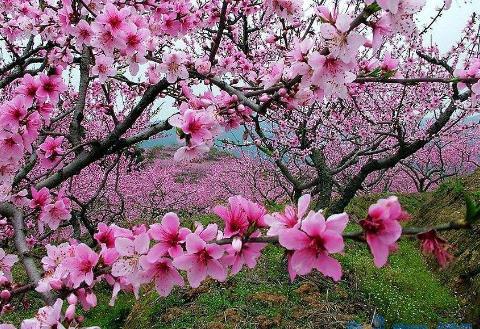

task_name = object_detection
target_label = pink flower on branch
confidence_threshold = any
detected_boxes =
[63,244,99,288]
[172,233,226,288]
[279,210,348,281]
[159,52,189,83]
[36,73,66,104]
[264,194,311,236]
[139,256,184,296]
[360,196,406,268]
[147,212,191,259]
[417,230,453,268]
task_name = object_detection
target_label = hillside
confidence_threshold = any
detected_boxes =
[411,170,480,326]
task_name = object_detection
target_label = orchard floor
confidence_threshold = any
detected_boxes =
[4,186,478,328]
[80,193,462,329]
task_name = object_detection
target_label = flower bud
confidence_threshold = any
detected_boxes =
[232,237,242,252]
[65,304,76,321]
[259,95,269,102]
[67,293,78,305]
[0,290,11,301]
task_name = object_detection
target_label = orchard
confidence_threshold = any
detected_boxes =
[0,0,479,327]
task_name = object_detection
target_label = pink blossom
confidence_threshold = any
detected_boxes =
[96,3,131,35]
[193,222,219,242]
[92,55,116,83]
[262,59,284,88]
[111,233,150,279]
[120,23,149,56]
[173,142,210,162]
[320,14,365,64]
[0,132,24,163]
[172,233,226,288]
[159,52,189,83]
[360,196,404,267]
[371,14,392,51]
[1,96,27,130]
[94,223,116,248]
[417,230,453,268]
[239,197,268,228]
[20,298,63,328]
[36,73,66,103]
[147,212,190,259]
[222,233,266,275]
[265,194,311,236]
[213,195,249,238]
[0,248,19,281]
[16,74,40,106]
[139,256,183,296]
[39,197,71,231]
[38,136,64,169]
[169,109,217,144]
[195,58,211,75]
[22,112,42,147]
[29,187,51,209]
[74,19,93,46]
[41,242,73,273]
[63,244,99,288]
[279,211,348,281]
[76,287,98,311]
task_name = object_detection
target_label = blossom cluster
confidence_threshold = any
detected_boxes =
[0,71,65,202]
[0,194,410,328]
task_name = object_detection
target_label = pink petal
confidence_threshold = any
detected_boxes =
[297,194,311,219]
[115,237,135,256]
[278,228,310,250]
[161,212,180,234]
[367,234,390,268]
[185,233,206,254]
[207,259,226,281]
[187,261,207,288]
[321,230,344,254]
[325,213,349,233]
[172,254,196,270]
[314,253,342,281]
[301,212,326,237]
[378,219,402,245]
[290,248,316,275]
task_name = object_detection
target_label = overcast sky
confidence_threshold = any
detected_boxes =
[418,1,480,53]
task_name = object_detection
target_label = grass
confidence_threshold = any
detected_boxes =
[340,240,459,325]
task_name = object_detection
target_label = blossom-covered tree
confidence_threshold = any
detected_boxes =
[0,0,479,327]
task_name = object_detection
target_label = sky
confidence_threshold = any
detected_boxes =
[418,0,480,53]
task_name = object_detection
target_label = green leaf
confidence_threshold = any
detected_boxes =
[465,194,480,224]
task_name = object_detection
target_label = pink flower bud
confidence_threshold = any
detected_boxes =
[278,88,287,96]
[259,95,269,102]
[67,293,78,305]
[232,237,242,252]
[65,304,76,321]
[0,276,8,286]
[0,290,11,301]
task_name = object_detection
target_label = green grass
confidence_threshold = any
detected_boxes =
[81,284,135,328]
[340,240,459,326]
